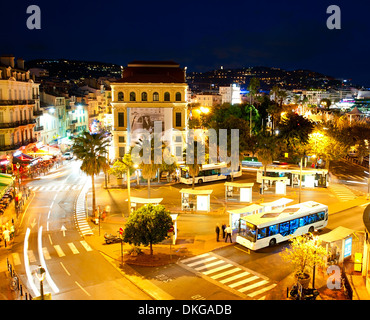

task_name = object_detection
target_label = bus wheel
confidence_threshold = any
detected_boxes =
[198,179,203,185]
[308,226,315,234]
[269,238,276,247]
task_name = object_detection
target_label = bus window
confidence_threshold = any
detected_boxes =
[257,228,266,239]
[268,224,278,236]
[290,219,299,230]
[317,211,325,221]
[299,216,308,227]
[245,222,257,242]
[181,169,189,179]
[279,221,290,236]
[308,214,317,224]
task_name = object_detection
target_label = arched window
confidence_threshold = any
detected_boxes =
[175,92,182,101]
[153,92,159,101]
[164,92,170,101]
[141,92,147,101]
[118,91,124,101]
[130,92,136,101]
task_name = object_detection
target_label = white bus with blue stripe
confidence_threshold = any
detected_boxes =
[236,201,328,250]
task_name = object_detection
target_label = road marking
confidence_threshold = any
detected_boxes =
[195,260,224,271]
[238,279,268,293]
[42,247,51,260]
[229,275,258,288]
[211,267,241,280]
[68,242,79,254]
[48,234,53,245]
[80,240,92,252]
[54,245,65,257]
[235,246,250,254]
[202,263,233,275]
[75,281,91,296]
[220,271,250,284]
[187,256,217,267]
[28,250,37,263]
[60,262,71,276]
[248,283,277,298]
[181,253,210,264]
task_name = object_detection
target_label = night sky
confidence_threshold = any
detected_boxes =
[2,0,370,86]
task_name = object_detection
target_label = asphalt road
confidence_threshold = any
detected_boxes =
[10,160,151,300]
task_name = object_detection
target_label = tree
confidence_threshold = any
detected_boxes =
[280,234,326,282]
[182,140,204,189]
[73,132,110,218]
[123,204,173,256]
[278,112,314,148]
[109,153,135,214]
[133,134,166,198]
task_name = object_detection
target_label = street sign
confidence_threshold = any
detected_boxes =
[119,227,124,235]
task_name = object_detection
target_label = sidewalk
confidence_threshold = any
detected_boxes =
[83,174,370,300]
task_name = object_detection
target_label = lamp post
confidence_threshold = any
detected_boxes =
[36,266,46,300]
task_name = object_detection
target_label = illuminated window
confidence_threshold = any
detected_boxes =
[118,92,124,101]
[153,92,159,101]
[175,92,181,101]
[141,92,147,101]
[164,92,170,101]
[130,92,136,101]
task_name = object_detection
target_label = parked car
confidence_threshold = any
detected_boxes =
[63,152,73,160]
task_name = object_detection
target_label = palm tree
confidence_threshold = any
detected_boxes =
[109,153,135,215]
[183,140,204,189]
[73,132,110,218]
[133,135,166,198]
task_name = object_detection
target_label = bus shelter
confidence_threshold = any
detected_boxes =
[260,176,288,195]
[228,204,263,232]
[180,189,213,212]
[225,182,254,203]
[318,226,357,266]
[259,197,293,212]
[126,197,163,212]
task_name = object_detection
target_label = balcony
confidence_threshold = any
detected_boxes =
[0,99,36,106]
[71,119,77,124]
[0,119,36,129]
[34,126,44,132]
[33,109,43,116]
[0,137,37,152]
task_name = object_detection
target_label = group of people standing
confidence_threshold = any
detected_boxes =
[215,223,233,243]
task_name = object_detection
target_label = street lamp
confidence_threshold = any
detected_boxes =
[35,266,46,300]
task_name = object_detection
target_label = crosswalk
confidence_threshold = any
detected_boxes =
[11,240,93,266]
[329,183,357,201]
[28,184,84,192]
[179,253,276,300]
[75,184,94,236]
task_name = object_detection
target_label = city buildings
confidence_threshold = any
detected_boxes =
[0,55,41,157]
[110,61,188,161]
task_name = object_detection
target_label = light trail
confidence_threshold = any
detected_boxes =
[38,226,60,293]
[23,228,40,297]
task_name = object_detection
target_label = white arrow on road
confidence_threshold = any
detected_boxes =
[61,225,67,237]
[30,218,37,229]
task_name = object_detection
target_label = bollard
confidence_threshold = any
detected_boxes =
[20,284,23,296]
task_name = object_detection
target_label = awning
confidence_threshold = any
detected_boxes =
[126,197,163,204]
[260,198,293,208]
[0,173,13,197]
[318,226,356,243]
[225,182,254,188]
[228,204,263,215]
[179,189,213,195]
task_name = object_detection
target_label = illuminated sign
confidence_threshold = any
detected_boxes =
[344,237,352,258]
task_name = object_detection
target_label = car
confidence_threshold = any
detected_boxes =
[63,152,73,160]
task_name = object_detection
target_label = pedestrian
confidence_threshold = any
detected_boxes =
[225,225,232,243]
[215,224,220,242]
[221,223,226,239]
[3,228,10,248]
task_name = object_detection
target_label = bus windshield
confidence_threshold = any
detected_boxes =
[240,221,257,242]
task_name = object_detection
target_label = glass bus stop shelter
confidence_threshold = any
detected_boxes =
[228,204,263,232]
[224,182,254,203]
[260,176,288,195]
[126,197,163,212]
[179,189,213,212]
